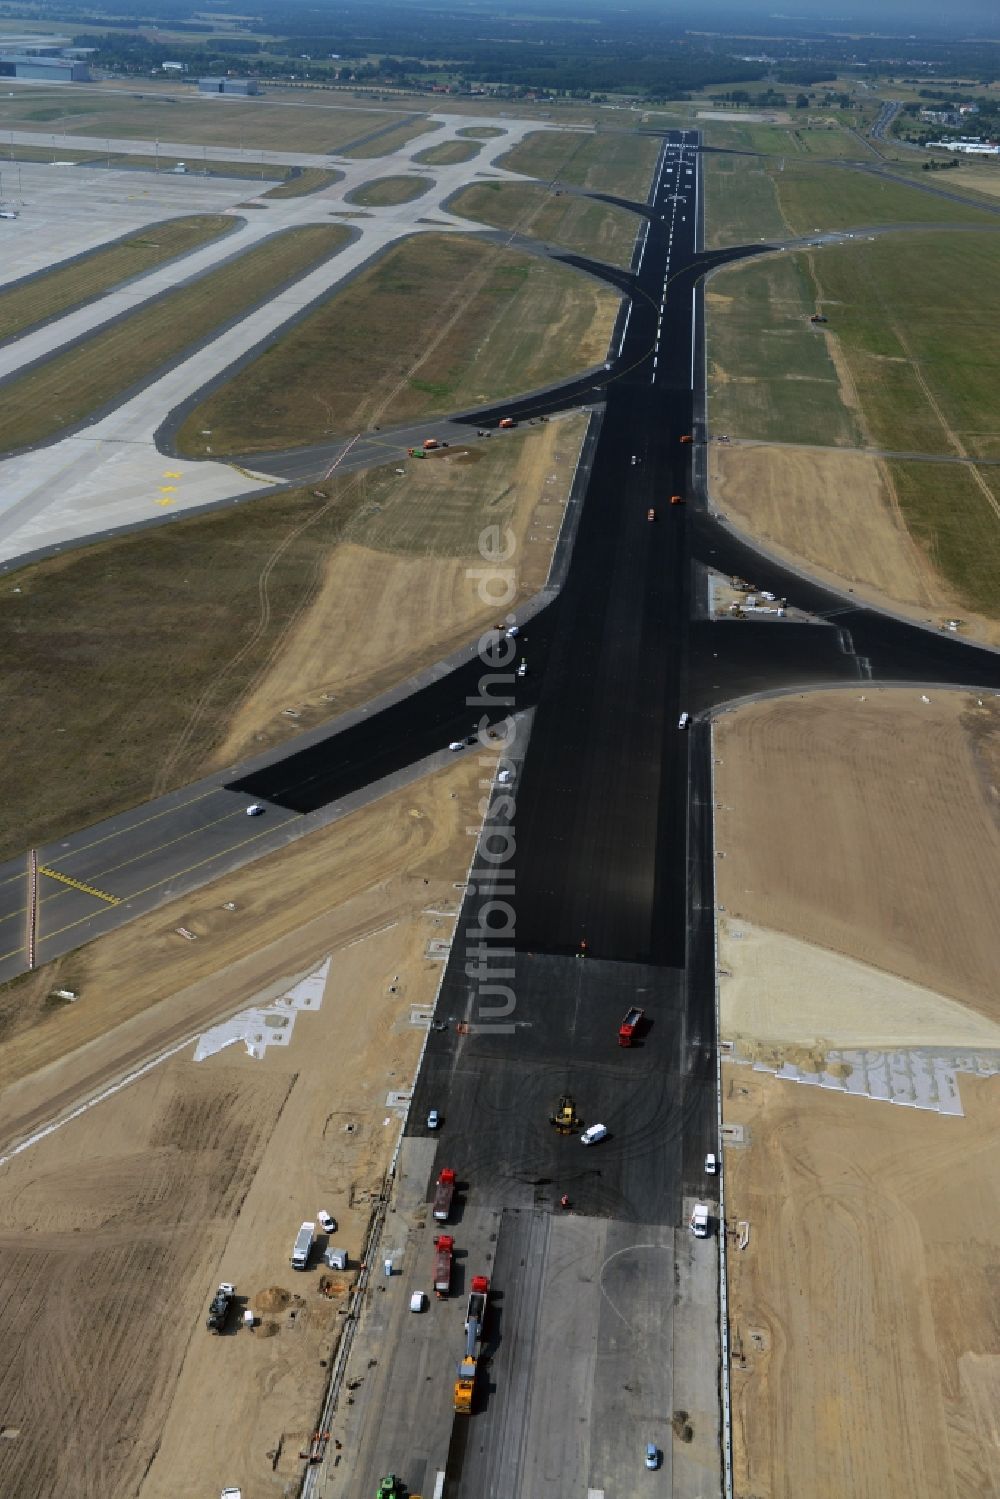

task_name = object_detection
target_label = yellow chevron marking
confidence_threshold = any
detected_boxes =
[38,866,121,906]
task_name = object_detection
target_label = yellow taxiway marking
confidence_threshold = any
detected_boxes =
[0,786,220,901]
[158,484,178,492]
[155,497,174,507]
[38,865,121,906]
[162,470,182,478]
[0,818,298,962]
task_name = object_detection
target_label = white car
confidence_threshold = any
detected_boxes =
[497,768,512,785]
[409,1291,428,1312]
[678,712,691,730]
[580,1123,608,1146]
[448,741,464,752]
[505,623,519,638]
[427,1109,440,1129]
[705,1152,718,1175]
[317,1210,337,1234]
[517,661,527,678]
[246,803,264,816]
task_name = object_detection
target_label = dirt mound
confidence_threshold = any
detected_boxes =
[254,1286,293,1313]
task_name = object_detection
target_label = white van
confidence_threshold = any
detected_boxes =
[678,712,691,730]
[580,1123,608,1146]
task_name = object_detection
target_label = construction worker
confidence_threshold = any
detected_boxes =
[560,1194,571,1210]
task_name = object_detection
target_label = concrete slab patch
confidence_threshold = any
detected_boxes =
[192,954,330,1061]
[747,1045,1000,1117]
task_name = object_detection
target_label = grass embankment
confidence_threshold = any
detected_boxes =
[258,168,343,198]
[0,215,235,344]
[0,418,585,855]
[0,225,350,453]
[176,233,619,456]
[452,180,640,267]
[0,89,398,151]
[344,175,432,206]
[412,139,480,166]
[498,129,660,202]
[340,118,439,158]
[708,231,1000,617]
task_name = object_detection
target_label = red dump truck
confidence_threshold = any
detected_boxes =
[433,1234,454,1298]
[432,1167,456,1223]
[464,1274,489,1339]
[619,1006,644,1046]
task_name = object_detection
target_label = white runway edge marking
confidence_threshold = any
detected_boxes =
[617,300,633,357]
[0,1031,195,1170]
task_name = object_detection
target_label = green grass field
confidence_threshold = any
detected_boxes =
[805,232,1000,459]
[412,139,481,166]
[0,225,350,453]
[0,88,402,152]
[0,424,565,856]
[703,146,1000,245]
[776,161,999,234]
[889,460,1000,617]
[451,180,640,267]
[344,175,433,206]
[706,251,862,446]
[0,483,367,857]
[259,167,343,198]
[457,126,506,139]
[175,233,619,456]
[341,118,440,158]
[0,215,235,344]
[498,129,660,202]
[703,153,786,247]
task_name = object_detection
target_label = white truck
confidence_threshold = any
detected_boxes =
[690,1203,710,1238]
[292,1221,315,1270]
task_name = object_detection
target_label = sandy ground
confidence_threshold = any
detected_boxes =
[714,689,1000,1029]
[707,443,1000,642]
[719,919,1000,1051]
[724,1065,1000,1498]
[0,755,487,1499]
[213,415,585,765]
[717,688,1000,1496]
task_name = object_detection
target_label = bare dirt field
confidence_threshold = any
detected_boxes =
[716,688,1000,1497]
[0,755,486,1499]
[714,690,1000,1026]
[708,443,1000,643]
[214,414,587,764]
[725,1065,1000,1499]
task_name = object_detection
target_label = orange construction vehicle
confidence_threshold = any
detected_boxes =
[422,437,440,450]
[498,417,516,429]
[679,434,693,444]
[670,494,684,505]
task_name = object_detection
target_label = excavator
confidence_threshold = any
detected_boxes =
[550,1094,582,1134]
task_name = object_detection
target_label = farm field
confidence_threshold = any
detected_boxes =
[0,214,235,343]
[498,128,661,201]
[0,224,351,454]
[175,233,618,456]
[451,180,641,267]
[715,689,1000,1497]
[0,415,585,858]
[0,755,486,1499]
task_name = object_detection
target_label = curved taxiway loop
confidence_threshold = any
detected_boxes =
[0,112,577,567]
